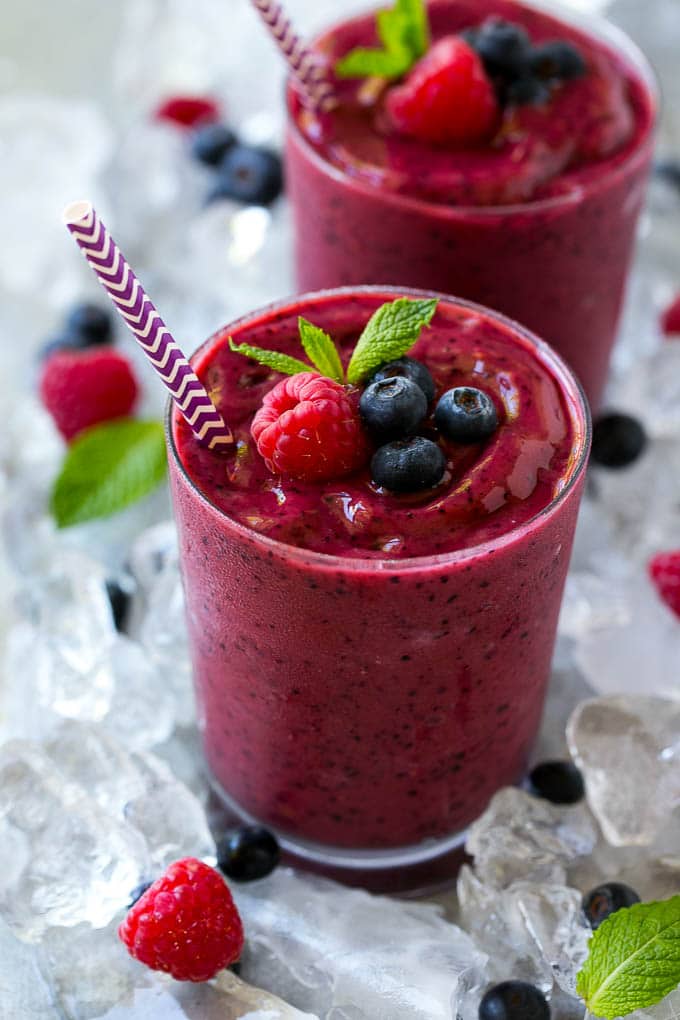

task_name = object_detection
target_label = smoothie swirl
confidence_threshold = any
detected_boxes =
[175,294,578,559]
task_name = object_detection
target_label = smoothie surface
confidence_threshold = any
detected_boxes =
[292,0,653,207]
[173,294,581,560]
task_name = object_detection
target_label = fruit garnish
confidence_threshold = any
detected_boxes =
[434,387,499,443]
[335,0,429,82]
[118,857,244,982]
[359,376,427,440]
[229,298,438,386]
[40,347,139,442]
[386,36,499,146]
[582,882,641,931]
[479,981,550,1020]
[576,894,680,1018]
[251,372,368,482]
[154,95,221,129]
[527,759,585,805]
[371,436,446,493]
[591,411,647,469]
[217,825,281,882]
[648,549,680,619]
[370,356,435,405]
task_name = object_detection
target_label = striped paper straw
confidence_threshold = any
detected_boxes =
[251,0,337,113]
[63,201,233,451]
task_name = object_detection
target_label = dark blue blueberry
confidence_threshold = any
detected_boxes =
[191,122,238,166]
[127,880,153,908]
[469,20,532,80]
[655,159,680,192]
[371,356,436,405]
[591,412,647,469]
[435,387,498,443]
[360,376,427,440]
[479,981,550,1020]
[528,760,585,805]
[208,145,283,206]
[583,883,641,930]
[506,75,552,106]
[65,303,113,347]
[371,436,446,493]
[106,577,133,633]
[216,826,280,882]
[530,41,586,81]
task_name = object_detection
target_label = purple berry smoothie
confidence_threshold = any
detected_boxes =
[285,0,656,409]
[167,288,590,865]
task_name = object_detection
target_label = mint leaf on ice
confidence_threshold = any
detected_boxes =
[51,419,167,528]
[576,895,680,1019]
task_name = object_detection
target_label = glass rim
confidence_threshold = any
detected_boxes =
[165,285,592,574]
[285,0,659,220]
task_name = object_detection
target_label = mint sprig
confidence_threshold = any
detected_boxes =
[336,0,430,81]
[50,419,167,528]
[298,317,344,383]
[346,297,437,383]
[228,297,438,387]
[576,895,680,1018]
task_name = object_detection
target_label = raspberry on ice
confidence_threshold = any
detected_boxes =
[39,347,139,442]
[118,857,244,982]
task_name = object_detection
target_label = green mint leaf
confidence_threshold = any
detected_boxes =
[576,895,680,1019]
[298,317,345,383]
[346,298,438,384]
[228,338,310,377]
[336,0,429,80]
[50,419,167,529]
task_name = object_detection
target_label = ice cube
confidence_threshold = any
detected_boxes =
[465,788,597,889]
[234,868,487,1020]
[573,573,680,702]
[140,559,195,722]
[0,740,148,940]
[128,520,178,594]
[0,917,56,1019]
[102,635,176,751]
[567,696,680,846]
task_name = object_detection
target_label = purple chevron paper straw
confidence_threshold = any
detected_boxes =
[251,0,337,113]
[63,201,233,451]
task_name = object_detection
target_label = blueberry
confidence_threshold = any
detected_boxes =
[127,880,153,908]
[208,145,283,206]
[530,41,586,81]
[217,825,280,882]
[655,159,680,192]
[360,377,427,440]
[371,436,446,493]
[469,20,533,80]
[479,981,550,1020]
[527,760,585,805]
[106,577,133,632]
[191,122,238,166]
[583,882,641,930]
[65,303,113,347]
[371,357,436,405]
[435,387,498,443]
[506,75,552,106]
[591,412,647,469]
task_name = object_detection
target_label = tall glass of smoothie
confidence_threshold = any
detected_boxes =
[285,0,656,408]
[166,286,590,884]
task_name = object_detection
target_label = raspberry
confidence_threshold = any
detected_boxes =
[154,95,221,129]
[661,294,680,337]
[251,372,369,482]
[118,857,244,982]
[648,550,680,619]
[39,348,139,441]
[386,36,499,146]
